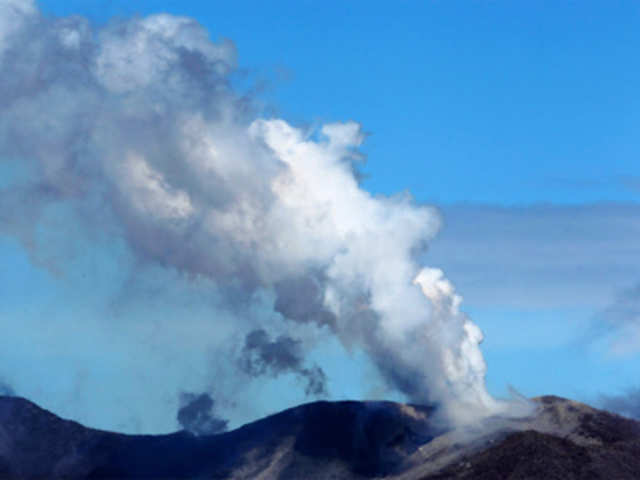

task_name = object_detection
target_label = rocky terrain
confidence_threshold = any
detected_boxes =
[0,394,639,479]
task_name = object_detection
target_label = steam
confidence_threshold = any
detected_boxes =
[177,392,228,435]
[0,0,524,425]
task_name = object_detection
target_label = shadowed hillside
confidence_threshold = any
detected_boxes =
[0,395,639,479]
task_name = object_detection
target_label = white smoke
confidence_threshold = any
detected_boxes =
[0,0,526,426]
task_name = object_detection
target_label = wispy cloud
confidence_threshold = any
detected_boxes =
[427,204,640,310]
[596,284,640,354]
[599,388,640,420]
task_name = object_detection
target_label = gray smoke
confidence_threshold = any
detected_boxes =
[0,0,530,426]
[273,274,337,329]
[177,392,228,435]
[301,366,328,397]
[240,329,327,397]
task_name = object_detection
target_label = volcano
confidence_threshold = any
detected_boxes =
[0,395,639,479]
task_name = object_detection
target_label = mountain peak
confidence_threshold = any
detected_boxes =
[0,395,639,479]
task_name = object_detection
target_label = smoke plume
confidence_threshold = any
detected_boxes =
[240,329,328,397]
[0,0,525,425]
[177,392,228,435]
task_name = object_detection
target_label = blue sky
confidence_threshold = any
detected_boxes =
[1,0,639,432]
[38,0,640,203]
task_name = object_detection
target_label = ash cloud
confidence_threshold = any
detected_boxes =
[240,329,327,397]
[301,366,327,397]
[177,392,228,435]
[0,0,527,426]
[273,274,337,329]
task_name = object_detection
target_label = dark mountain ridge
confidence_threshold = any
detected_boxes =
[0,395,639,479]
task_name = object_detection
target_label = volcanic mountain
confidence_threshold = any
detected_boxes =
[0,395,639,479]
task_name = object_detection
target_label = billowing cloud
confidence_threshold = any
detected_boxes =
[177,392,228,435]
[0,0,524,426]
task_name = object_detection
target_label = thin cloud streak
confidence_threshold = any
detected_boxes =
[427,204,640,310]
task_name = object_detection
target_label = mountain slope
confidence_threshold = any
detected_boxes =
[0,395,638,479]
[415,396,640,480]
